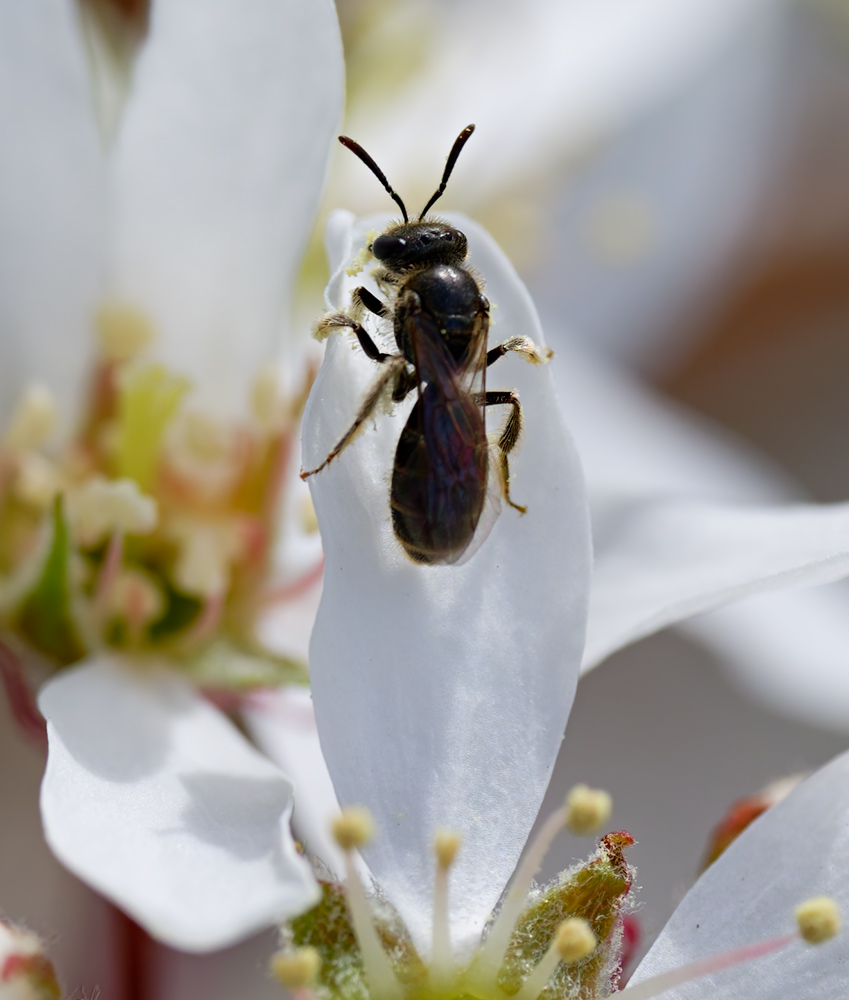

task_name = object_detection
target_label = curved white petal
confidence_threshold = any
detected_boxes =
[631,748,849,998]
[108,0,344,410]
[0,0,105,428]
[39,658,319,952]
[684,583,849,732]
[585,494,849,669]
[243,686,345,879]
[302,211,591,953]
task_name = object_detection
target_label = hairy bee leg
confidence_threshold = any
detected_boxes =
[352,286,388,318]
[480,389,527,514]
[313,312,394,363]
[301,356,408,479]
[486,335,553,368]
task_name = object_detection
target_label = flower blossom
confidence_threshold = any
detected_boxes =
[1,0,343,950]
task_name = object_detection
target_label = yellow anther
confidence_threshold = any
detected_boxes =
[11,453,59,510]
[68,476,158,545]
[565,784,613,836]
[96,302,155,362]
[434,830,462,870]
[555,917,597,963]
[796,896,841,944]
[270,946,321,988]
[332,806,376,851]
[4,384,56,451]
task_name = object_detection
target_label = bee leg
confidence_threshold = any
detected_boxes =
[486,336,553,368]
[482,389,527,515]
[313,312,394,364]
[301,356,408,479]
[352,286,388,318]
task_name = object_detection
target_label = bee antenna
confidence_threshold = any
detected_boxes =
[339,135,409,223]
[418,124,475,220]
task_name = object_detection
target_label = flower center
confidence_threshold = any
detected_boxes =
[0,302,320,691]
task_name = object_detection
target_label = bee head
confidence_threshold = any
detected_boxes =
[371,222,468,273]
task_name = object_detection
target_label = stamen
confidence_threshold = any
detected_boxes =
[4,384,56,451]
[514,918,597,1000]
[431,830,461,988]
[94,531,126,615]
[474,801,571,979]
[619,898,840,1000]
[565,784,613,837]
[67,476,157,547]
[332,808,404,1000]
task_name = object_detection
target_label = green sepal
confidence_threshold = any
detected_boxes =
[498,832,635,1000]
[15,495,86,665]
[179,636,309,691]
[289,882,425,1000]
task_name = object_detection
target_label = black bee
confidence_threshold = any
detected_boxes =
[301,124,551,564]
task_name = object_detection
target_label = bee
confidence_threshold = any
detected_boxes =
[301,124,551,565]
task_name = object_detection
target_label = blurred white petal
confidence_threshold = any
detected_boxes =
[39,658,319,952]
[585,494,849,668]
[109,0,344,410]
[632,748,849,998]
[243,686,345,879]
[0,0,105,428]
[303,211,591,953]
[684,583,849,732]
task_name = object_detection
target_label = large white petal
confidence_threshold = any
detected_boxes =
[0,0,105,428]
[108,0,344,410]
[39,657,319,952]
[302,211,591,953]
[585,493,849,668]
[631,748,849,998]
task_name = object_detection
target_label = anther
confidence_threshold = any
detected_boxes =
[796,896,840,944]
[270,946,321,989]
[332,806,375,851]
[515,918,597,1000]
[4,384,56,452]
[565,784,613,837]
[96,302,155,362]
[434,830,461,870]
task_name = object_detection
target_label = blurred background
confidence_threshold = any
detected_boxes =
[4,0,849,995]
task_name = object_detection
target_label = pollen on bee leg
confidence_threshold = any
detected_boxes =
[514,918,598,1000]
[331,808,404,1000]
[617,898,842,1000]
[566,784,613,837]
[270,945,321,996]
[3,384,56,452]
[431,831,462,988]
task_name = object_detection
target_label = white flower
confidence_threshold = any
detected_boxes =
[0,0,343,953]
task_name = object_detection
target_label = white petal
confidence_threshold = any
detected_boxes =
[631,749,849,998]
[0,0,105,428]
[39,657,319,952]
[243,686,345,879]
[585,495,849,669]
[302,212,591,952]
[551,343,796,505]
[684,584,849,732]
[108,0,344,410]
[341,0,773,210]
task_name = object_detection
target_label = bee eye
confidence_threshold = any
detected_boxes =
[420,233,432,244]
